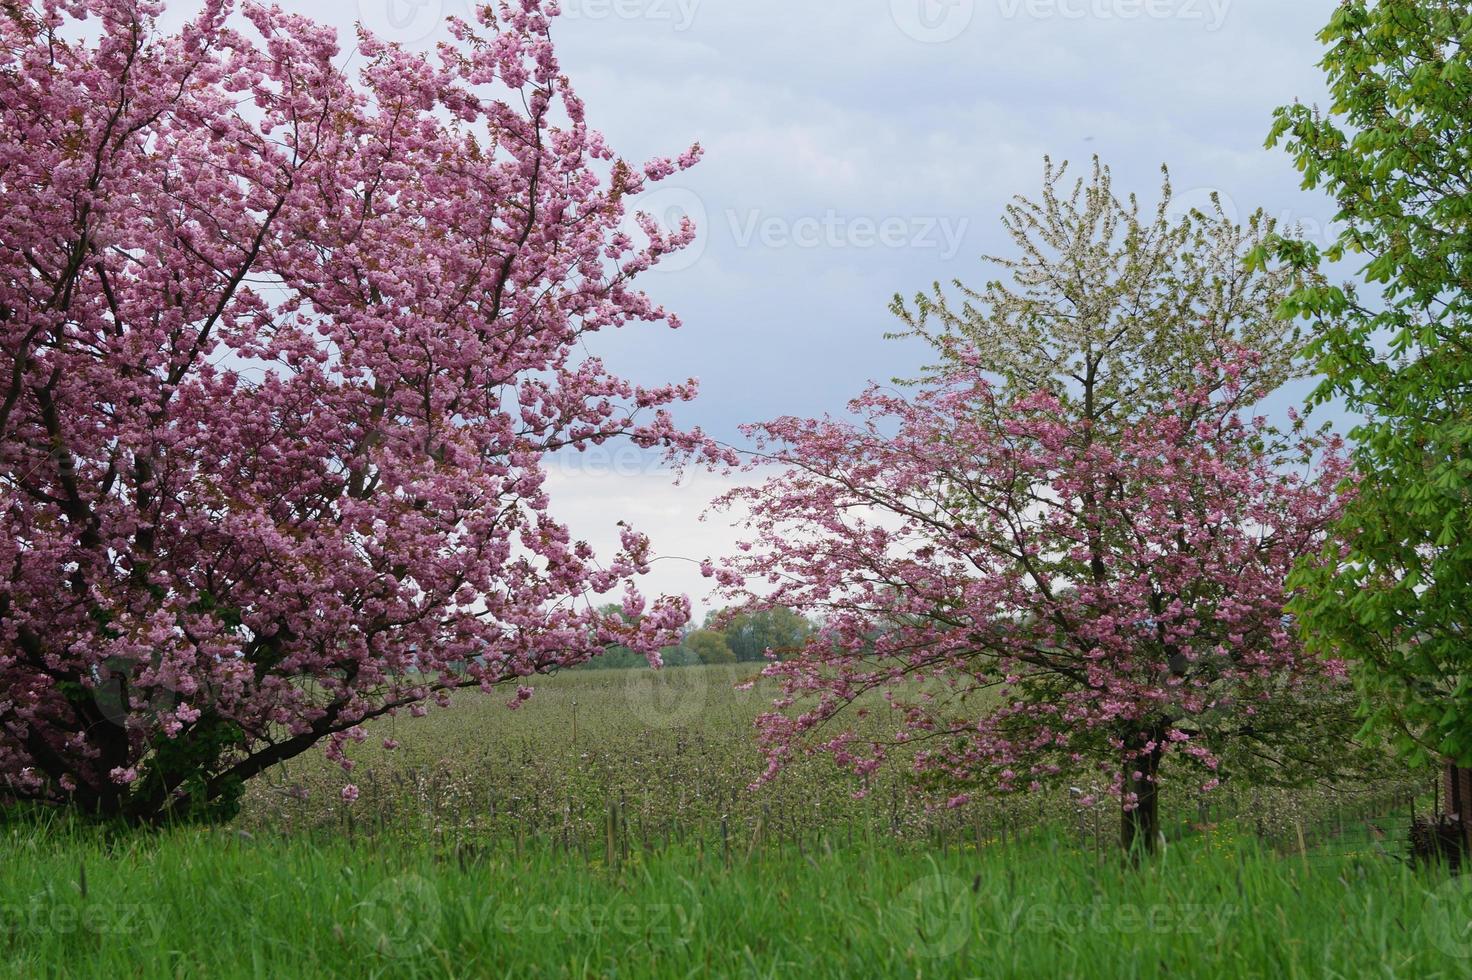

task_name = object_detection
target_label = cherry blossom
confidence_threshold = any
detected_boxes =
[709,350,1351,851]
[0,0,723,822]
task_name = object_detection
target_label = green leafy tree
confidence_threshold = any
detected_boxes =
[1267,1,1472,793]
[657,643,702,668]
[891,157,1313,430]
[685,630,736,665]
[709,607,814,663]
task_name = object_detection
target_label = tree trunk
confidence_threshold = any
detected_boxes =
[1445,759,1472,856]
[1121,723,1165,858]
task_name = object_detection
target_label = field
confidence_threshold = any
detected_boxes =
[230,664,1427,858]
[2,664,1462,978]
[5,821,1472,978]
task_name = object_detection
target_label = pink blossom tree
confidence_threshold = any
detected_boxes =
[711,353,1352,853]
[0,0,721,823]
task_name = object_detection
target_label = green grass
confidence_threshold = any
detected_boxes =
[2,665,1452,977]
[1,820,1467,978]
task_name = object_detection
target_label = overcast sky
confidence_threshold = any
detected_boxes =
[226,1,1348,614]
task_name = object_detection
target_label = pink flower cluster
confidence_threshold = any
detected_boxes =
[708,351,1351,806]
[0,0,727,820]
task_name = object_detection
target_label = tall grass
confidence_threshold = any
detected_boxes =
[235,664,1427,857]
[1,818,1467,978]
[2,665,1448,977]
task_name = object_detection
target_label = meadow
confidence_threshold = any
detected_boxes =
[233,664,1426,861]
[5,1,1472,978]
[3,664,1457,978]
[5,820,1472,978]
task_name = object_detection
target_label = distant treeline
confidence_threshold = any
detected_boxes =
[581,606,814,669]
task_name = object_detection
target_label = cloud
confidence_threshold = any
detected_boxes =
[543,465,750,616]
[204,0,1342,447]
